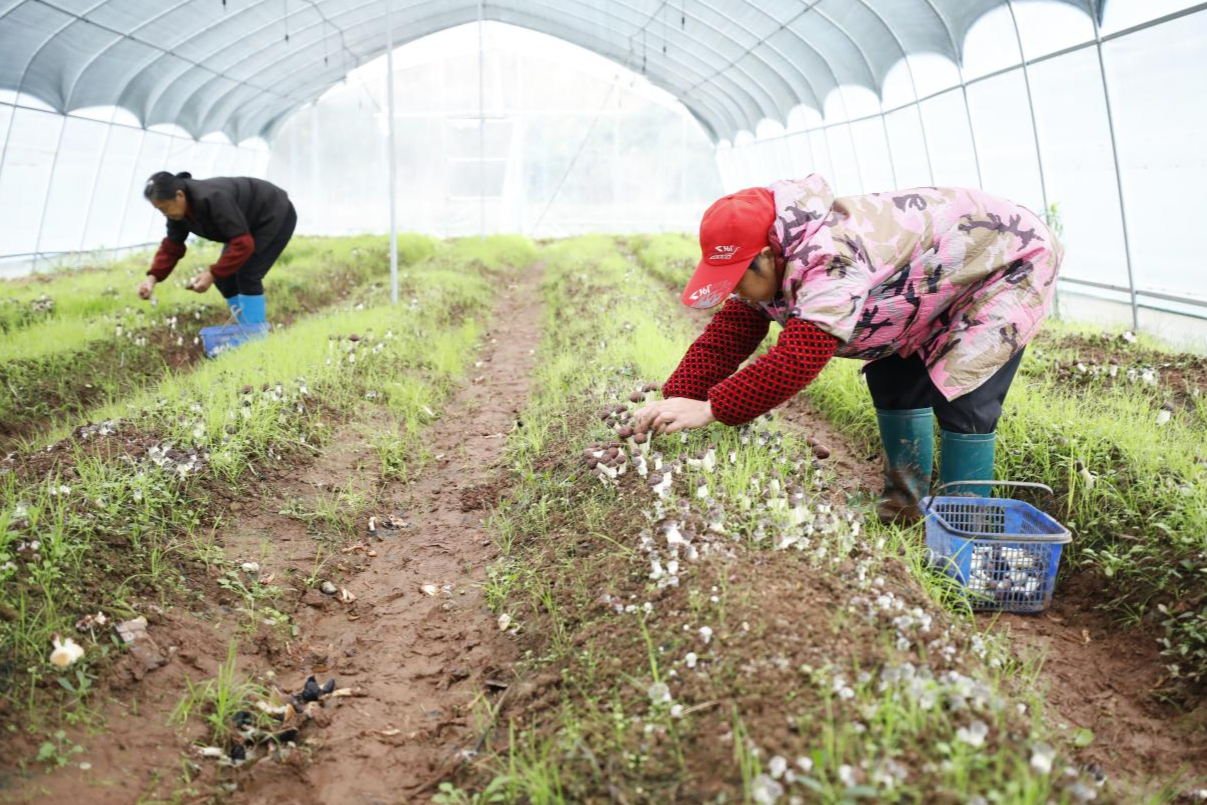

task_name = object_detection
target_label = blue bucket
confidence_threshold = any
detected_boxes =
[199,323,269,358]
[919,481,1071,613]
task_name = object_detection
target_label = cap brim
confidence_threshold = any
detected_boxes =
[681,258,746,309]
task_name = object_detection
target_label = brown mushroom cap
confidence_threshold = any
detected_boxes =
[618,426,635,439]
[629,391,644,403]
[811,444,831,459]
[586,458,599,469]
[634,433,648,444]
[648,473,663,485]
[241,384,253,394]
[349,333,361,342]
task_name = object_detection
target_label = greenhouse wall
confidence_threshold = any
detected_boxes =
[264,24,723,239]
[714,2,1207,345]
[0,95,269,278]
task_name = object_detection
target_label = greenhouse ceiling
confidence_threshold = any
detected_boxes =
[0,0,1107,143]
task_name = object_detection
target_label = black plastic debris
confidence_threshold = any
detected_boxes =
[294,674,337,705]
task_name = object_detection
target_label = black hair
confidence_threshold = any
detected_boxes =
[746,251,768,276]
[143,171,192,202]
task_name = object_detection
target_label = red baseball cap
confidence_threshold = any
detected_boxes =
[681,187,775,309]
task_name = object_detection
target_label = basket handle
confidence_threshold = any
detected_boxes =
[933,480,1055,496]
[221,303,258,333]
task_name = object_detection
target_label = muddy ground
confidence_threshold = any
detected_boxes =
[7,270,542,805]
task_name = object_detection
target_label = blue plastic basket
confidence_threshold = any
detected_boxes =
[920,481,1071,613]
[199,322,269,358]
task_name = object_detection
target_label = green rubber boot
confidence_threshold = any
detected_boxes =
[875,408,935,526]
[938,431,997,498]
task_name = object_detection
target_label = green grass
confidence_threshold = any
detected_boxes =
[0,234,442,444]
[169,640,269,747]
[632,231,1207,696]
[0,236,534,733]
[449,236,1116,804]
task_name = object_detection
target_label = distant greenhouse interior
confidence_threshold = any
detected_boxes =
[0,0,1205,345]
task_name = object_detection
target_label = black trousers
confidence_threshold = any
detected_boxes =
[214,203,298,299]
[863,348,1025,434]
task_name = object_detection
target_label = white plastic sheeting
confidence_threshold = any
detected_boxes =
[715,2,1207,329]
[0,95,269,275]
[266,23,721,238]
[0,0,1107,143]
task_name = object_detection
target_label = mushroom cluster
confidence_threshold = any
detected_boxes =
[327,331,389,366]
[966,544,1047,603]
[146,442,207,478]
[197,674,361,765]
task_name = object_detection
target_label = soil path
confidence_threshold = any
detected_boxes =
[671,285,1207,794]
[6,268,543,805]
[232,268,544,805]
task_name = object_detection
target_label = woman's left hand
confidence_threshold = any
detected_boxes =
[633,397,716,436]
[188,270,214,293]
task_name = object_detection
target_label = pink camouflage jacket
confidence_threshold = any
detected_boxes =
[751,175,1064,401]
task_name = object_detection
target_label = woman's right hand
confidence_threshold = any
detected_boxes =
[137,276,157,300]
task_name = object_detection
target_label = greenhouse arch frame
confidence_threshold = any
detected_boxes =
[1,0,1205,335]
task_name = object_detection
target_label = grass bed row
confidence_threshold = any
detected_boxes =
[0,237,537,737]
[628,234,1207,698]
[440,236,1112,804]
[0,235,446,447]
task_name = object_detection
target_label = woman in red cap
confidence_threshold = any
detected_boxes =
[634,175,1063,524]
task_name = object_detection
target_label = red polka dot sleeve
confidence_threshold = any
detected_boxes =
[662,298,771,402]
[707,318,839,426]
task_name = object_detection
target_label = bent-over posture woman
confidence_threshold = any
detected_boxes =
[138,171,296,327]
[635,175,1063,525]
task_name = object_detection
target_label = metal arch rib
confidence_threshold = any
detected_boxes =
[232,19,737,144]
[850,0,919,99]
[137,0,354,135]
[190,0,777,140]
[915,0,963,63]
[177,0,730,138]
[751,3,882,104]
[228,3,747,140]
[692,2,851,136]
[853,0,934,183]
[15,0,316,131]
[200,0,759,140]
[684,1,833,102]
[10,0,116,110]
[797,5,880,91]
[63,0,203,112]
[671,0,824,114]
[228,4,743,142]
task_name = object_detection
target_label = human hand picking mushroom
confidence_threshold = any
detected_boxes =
[633,397,716,436]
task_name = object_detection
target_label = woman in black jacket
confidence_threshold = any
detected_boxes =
[137,171,297,326]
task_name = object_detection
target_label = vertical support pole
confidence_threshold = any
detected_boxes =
[478,0,486,241]
[1006,1,1051,216]
[386,0,398,304]
[1091,9,1140,331]
[115,127,148,254]
[878,112,898,189]
[32,115,68,271]
[77,112,118,255]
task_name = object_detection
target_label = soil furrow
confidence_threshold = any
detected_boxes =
[230,268,543,804]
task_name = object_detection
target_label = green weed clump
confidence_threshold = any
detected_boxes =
[458,236,1106,804]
